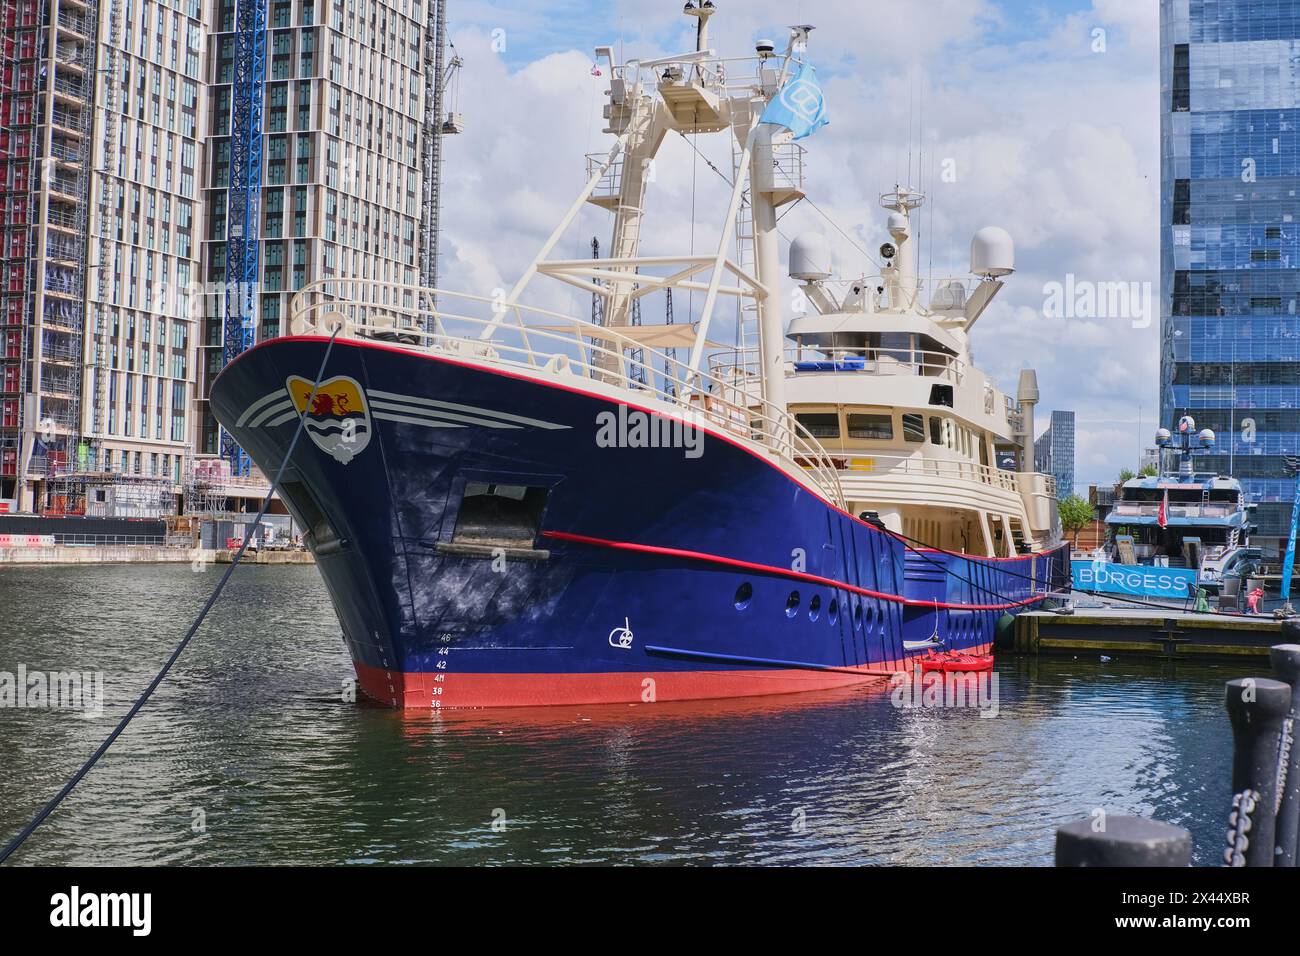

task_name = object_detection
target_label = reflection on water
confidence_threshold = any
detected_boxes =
[0,564,1237,865]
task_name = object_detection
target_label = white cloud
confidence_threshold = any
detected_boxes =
[437,0,1159,489]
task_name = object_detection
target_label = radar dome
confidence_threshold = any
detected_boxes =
[789,233,833,281]
[971,227,1015,277]
[929,279,967,311]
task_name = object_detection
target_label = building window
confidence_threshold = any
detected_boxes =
[1172,44,1189,112]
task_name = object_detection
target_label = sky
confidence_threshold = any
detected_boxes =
[433,0,1160,493]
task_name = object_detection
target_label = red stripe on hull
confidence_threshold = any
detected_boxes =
[542,530,1049,611]
[353,644,993,709]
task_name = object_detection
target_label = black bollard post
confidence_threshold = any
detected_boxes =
[1269,639,1300,867]
[1055,816,1192,867]
[1223,677,1292,866]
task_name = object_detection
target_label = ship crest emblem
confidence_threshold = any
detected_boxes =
[286,374,372,465]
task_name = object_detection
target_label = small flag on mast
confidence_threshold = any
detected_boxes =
[759,62,829,140]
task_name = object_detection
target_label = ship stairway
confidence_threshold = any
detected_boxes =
[1008,516,1029,555]
[584,152,624,210]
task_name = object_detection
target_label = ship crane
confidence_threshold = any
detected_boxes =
[419,1,464,298]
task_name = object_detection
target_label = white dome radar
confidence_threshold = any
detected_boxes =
[970,226,1015,278]
[789,232,833,282]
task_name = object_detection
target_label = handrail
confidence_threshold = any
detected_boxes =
[288,279,847,508]
[831,451,1056,496]
[709,345,966,384]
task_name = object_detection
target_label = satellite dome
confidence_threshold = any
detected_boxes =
[789,232,833,281]
[970,227,1015,277]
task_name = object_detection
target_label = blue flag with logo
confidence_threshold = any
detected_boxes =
[759,62,829,139]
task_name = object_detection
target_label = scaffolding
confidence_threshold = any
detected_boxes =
[418,0,462,299]
[88,0,120,459]
[218,0,267,478]
[182,457,230,518]
[0,0,42,499]
[44,470,175,518]
[0,0,97,510]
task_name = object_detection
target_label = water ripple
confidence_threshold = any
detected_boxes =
[0,565,1235,865]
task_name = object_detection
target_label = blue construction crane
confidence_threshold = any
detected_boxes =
[219,0,267,477]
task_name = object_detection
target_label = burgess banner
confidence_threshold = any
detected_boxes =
[1071,560,1199,599]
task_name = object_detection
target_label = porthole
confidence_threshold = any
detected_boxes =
[734,582,754,610]
[853,602,864,631]
[808,594,822,622]
[828,598,839,625]
[785,591,801,618]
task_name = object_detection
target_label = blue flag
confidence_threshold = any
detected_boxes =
[759,62,829,139]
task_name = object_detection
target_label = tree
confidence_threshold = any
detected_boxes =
[1118,468,1135,482]
[1139,464,1158,477]
[1058,494,1097,548]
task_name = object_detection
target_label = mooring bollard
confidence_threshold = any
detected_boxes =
[1055,816,1192,867]
[1224,676,1292,866]
[1268,638,1300,867]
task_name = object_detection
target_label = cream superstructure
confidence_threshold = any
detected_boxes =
[710,187,1061,558]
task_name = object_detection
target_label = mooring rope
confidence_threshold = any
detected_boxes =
[0,327,340,865]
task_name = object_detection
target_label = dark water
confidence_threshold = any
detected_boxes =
[0,564,1241,865]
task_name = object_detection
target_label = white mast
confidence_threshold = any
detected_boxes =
[750,124,787,424]
[881,187,924,310]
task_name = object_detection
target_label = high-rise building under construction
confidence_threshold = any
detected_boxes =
[0,0,444,514]
[196,0,428,464]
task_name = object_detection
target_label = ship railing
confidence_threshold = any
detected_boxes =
[833,452,1048,494]
[1111,501,1236,519]
[288,279,847,508]
[795,274,982,314]
[709,345,965,384]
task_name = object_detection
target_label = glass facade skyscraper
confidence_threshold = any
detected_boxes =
[1161,0,1300,551]
[1034,409,1075,499]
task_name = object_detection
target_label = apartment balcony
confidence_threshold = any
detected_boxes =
[39,372,79,398]
[39,334,80,364]
[54,43,88,74]
[55,11,90,39]
[46,174,86,203]
[48,140,85,164]
[45,227,85,261]
[43,299,84,331]
[47,105,86,137]
[52,73,89,102]
[42,268,83,303]
[44,207,81,233]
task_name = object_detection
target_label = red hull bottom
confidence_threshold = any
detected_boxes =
[354,644,994,709]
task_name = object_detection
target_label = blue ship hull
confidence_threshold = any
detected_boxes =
[210,335,1068,708]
